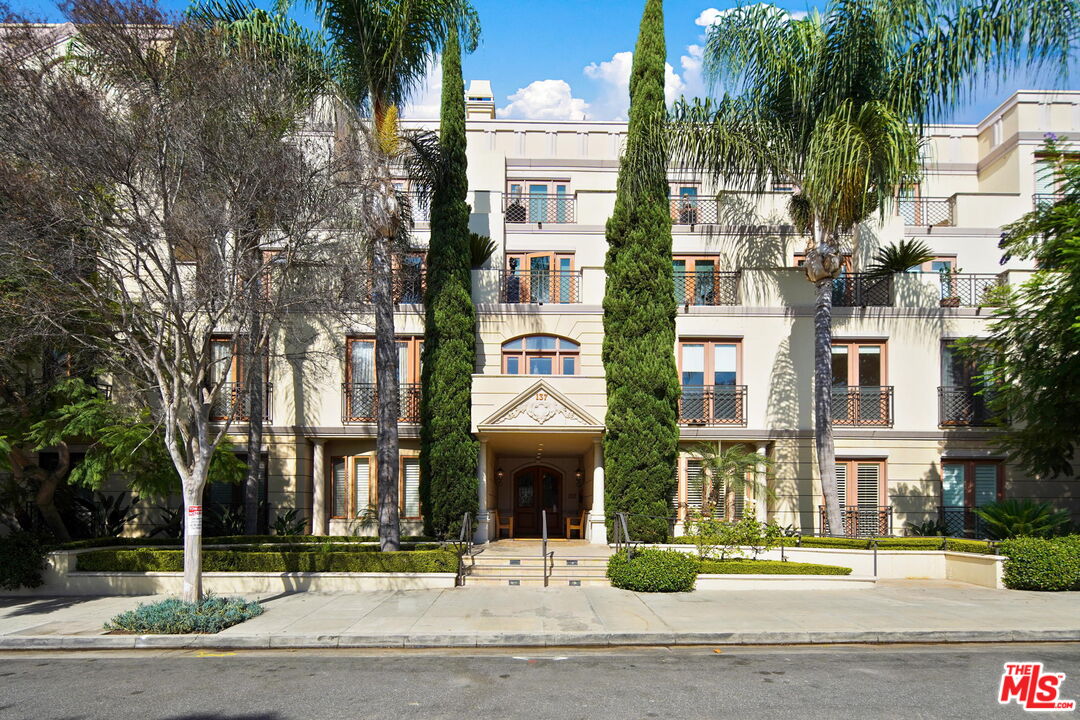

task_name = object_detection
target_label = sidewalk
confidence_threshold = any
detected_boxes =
[1,580,1078,649]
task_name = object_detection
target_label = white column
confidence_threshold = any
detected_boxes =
[311,438,327,536]
[475,438,490,544]
[588,437,607,544]
[754,441,769,522]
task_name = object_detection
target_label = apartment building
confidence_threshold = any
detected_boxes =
[216,86,1080,542]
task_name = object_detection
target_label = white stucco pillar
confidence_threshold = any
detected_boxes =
[475,438,490,544]
[754,441,769,522]
[588,437,608,544]
[311,438,327,536]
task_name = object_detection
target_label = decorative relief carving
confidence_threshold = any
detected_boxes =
[494,390,588,426]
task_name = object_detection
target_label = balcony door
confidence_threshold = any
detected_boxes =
[832,342,886,424]
[831,459,887,536]
[513,466,562,538]
[507,252,575,303]
[680,340,740,423]
[672,256,718,305]
[941,460,1002,537]
[345,337,421,421]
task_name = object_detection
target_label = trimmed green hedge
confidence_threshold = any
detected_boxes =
[58,535,434,551]
[699,559,852,576]
[607,549,698,592]
[998,536,1080,591]
[0,532,47,590]
[105,596,263,634]
[77,549,459,573]
[666,535,995,553]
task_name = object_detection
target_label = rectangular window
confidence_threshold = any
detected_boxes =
[332,454,421,519]
[828,459,887,536]
[941,460,1002,507]
[505,181,572,223]
[685,459,704,512]
[332,457,347,518]
[672,256,723,305]
[354,457,370,518]
[506,252,575,304]
[403,458,421,517]
[679,340,744,424]
[832,341,889,425]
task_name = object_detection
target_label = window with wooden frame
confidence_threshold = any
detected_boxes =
[941,460,1003,509]
[668,182,703,224]
[678,340,744,424]
[505,251,576,303]
[1033,152,1079,201]
[209,336,244,421]
[501,335,579,376]
[505,180,572,223]
[331,454,421,519]
[672,255,736,305]
[831,341,890,426]
[824,458,889,536]
[344,336,423,422]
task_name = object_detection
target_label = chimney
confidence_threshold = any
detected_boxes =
[465,80,496,119]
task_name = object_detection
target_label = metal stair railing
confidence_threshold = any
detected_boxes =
[455,512,474,587]
[541,510,554,587]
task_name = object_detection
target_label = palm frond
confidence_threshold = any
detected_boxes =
[865,238,935,277]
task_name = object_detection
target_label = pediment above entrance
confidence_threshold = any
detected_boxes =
[479,380,602,431]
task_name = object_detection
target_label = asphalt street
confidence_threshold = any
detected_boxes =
[1,643,1078,719]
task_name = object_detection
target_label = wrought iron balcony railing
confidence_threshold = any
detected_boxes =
[500,269,581,304]
[673,270,739,306]
[679,385,747,426]
[938,505,990,539]
[210,382,272,422]
[899,197,954,226]
[938,385,994,427]
[503,194,575,224]
[669,196,718,225]
[343,267,427,305]
[937,273,1003,307]
[341,382,421,423]
[1033,193,1066,209]
[819,505,892,537]
[832,273,892,307]
[404,192,430,223]
[832,386,893,427]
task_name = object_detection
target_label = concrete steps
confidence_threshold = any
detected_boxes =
[464,551,612,587]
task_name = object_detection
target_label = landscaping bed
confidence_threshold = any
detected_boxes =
[669,535,994,554]
[105,596,263,634]
[57,535,435,551]
[76,548,460,573]
[699,559,852,575]
[998,536,1080,591]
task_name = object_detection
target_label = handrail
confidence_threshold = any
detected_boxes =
[541,510,551,588]
[455,511,474,587]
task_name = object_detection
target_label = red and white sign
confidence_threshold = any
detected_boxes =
[999,663,1075,711]
[186,504,203,536]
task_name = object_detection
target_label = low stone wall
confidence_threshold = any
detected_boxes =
[651,545,1005,589]
[695,574,876,590]
[0,551,457,596]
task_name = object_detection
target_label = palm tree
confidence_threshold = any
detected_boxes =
[673,0,1077,535]
[690,443,774,522]
[312,0,479,550]
[865,239,935,278]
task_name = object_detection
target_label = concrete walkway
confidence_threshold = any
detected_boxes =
[1,580,1078,649]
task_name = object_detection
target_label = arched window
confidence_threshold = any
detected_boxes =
[502,335,579,375]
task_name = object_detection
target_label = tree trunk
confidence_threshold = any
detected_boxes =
[243,313,264,536]
[373,226,401,552]
[815,277,842,535]
[181,483,204,603]
[724,480,735,523]
[33,443,71,542]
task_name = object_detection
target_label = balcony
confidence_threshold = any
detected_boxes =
[669,196,718,225]
[210,382,272,422]
[503,194,575,224]
[673,270,739,306]
[404,192,430,223]
[898,197,954,226]
[678,385,747,426]
[938,506,990,538]
[937,273,1002,307]
[938,386,994,427]
[343,267,426,305]
[499,270,581,304]
[832,273,891,307]
[819,505,892,537]
[1034,193,1065,209]
[341,382,421,423]
[832,386,893,427]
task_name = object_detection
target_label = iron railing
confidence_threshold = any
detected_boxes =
[832,273,892,307]
[938,506,990,539]
[899,197,954,226]
[404,191,430,223]
[1033,193,1066,209]
[341,382,421,423]
[938,385,994,427]
[541,509,553,588]
[673,270,740,306]
[678,385,747,425]
[669,196,718,225]
[819,505,892,537]
[612,512,637,559]
[210,383,272,422]
[937,273,1003,307]
[499,269,581,303]
[343,266,427,305]
[503,194,575,223]
[455,511,474,586]
[831,386,893,427]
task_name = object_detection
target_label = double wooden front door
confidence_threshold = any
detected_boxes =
[513,466,562,537]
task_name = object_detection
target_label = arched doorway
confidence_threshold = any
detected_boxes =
[512,466,562,538]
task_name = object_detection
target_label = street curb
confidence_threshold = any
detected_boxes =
[3,629,1080,650]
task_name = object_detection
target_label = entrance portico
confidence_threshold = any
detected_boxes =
[475,380,606,544]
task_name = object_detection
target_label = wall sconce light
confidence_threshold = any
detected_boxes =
[496,467,504,482]
[575,468,583,482]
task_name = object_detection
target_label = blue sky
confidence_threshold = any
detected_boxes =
[14,0,1078,123]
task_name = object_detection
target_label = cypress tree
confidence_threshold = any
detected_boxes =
[419,27,478,538]
[601,0,680,543]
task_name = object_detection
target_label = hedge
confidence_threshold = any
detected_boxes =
[0,532,47,590]
[57,535,434,551]
[699,559,852,576]
[666,536,995,553]
[998,536,1080,591]
[76,549,460,574]
[105,596,263,634]
[607,549,698,592]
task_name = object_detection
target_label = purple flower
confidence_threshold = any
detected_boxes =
[1044,132,1058,141]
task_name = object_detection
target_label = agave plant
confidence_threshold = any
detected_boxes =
[865,239,935,278]
[974,499,1071,540]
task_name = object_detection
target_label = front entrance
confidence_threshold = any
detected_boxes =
[513,466,563,538]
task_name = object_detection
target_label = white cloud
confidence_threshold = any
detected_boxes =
[695,4,806,28]
[498,79,590,121]
[401,58,442,119]
[582,50,687,121]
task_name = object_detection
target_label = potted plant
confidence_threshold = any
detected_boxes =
[939,267,962,307]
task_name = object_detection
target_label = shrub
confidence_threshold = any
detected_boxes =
[998,536,1080,591]
[699,559,852,575]
[682,514,782,560]
[57,534,434,551]
[607,549,698,592]
[975,499,1072,539]
[0,532,48,590]
[271,508,307,536]
[76,548,460,573]
[104,595,263,634]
